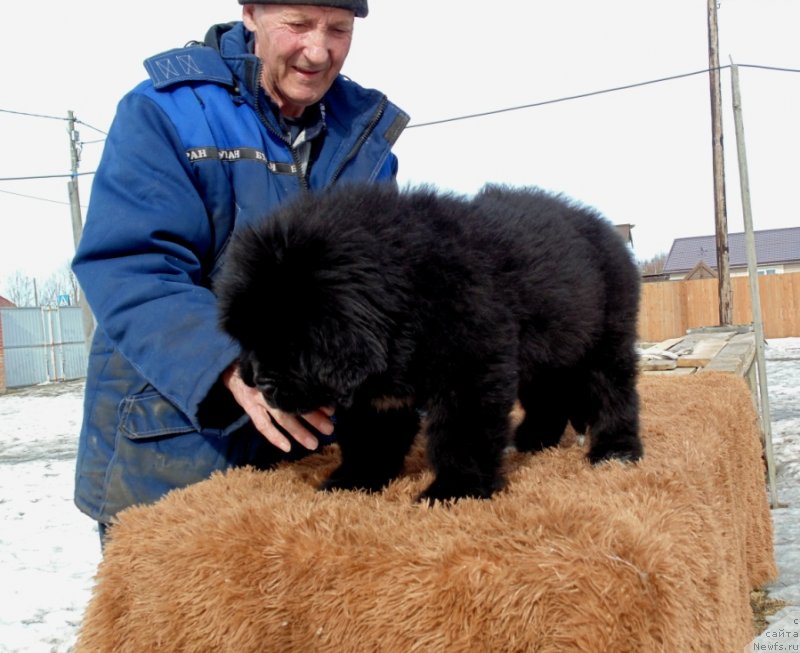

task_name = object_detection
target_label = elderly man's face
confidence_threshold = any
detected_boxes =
[243,4,354,118]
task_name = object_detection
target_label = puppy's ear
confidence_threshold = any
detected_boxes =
[215,225,284,347]
[313,309,391,395]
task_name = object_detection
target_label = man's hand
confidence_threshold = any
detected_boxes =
[222,363,334,453]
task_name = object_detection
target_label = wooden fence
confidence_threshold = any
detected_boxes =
[638,270,800,342]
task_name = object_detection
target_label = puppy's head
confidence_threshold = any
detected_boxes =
[216,205,393,414]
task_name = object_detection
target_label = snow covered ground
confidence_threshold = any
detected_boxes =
[1,338,799,652]
[0,381,100,653]
[761,338,800,621]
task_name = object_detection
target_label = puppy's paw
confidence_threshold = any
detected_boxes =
[588,438,644,466]
[318,465,391,494]
[416,474,501,505]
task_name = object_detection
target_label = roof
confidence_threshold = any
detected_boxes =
[684,260,717,280]
[663,226,800,274]
[0,295,15,308]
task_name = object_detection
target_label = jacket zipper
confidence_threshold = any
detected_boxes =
[250,60,389,191]
[251,61,310,193]
[329,95,388,186]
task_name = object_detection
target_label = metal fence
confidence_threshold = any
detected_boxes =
[0,307,88,388]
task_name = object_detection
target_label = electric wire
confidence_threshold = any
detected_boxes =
[0,61,797,203]
[0,172,96,182]
[0,188,87,208]
[406,63,800,129]
[0,108,108,136]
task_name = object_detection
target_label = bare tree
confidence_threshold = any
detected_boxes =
[639,252,669,276]
[38,263,80,307]
[2,270,37,307]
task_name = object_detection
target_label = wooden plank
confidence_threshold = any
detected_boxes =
[642,330,757,377]
[639,340,680,371]
[643,337,685,351]
[639,358,678,371]
[700,333,756,376]
[641,367,697,377]
[675,338,729,368]
[667,331,734,358]
[686,324,753,335]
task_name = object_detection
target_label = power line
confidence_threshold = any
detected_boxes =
[75,120,108,136]
[0,107,67,121]
[408,67,715,128]
[407,63,800,129]
[737,63,800,74]
[0,187,88,208]
[0,62,797,171]
[1,63,797,137]
[0,171,96,182]
[1,62,798,138]
[0,108,109,138]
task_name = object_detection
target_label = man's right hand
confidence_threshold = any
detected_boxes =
[222,363,334,453]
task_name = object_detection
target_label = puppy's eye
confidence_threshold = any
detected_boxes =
[254,375,277,393]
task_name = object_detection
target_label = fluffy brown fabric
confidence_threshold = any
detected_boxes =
[76,374,775,652]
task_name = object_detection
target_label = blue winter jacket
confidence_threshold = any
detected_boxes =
[72,22,409,524]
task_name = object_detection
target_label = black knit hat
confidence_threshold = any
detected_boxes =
[238,0,368,18]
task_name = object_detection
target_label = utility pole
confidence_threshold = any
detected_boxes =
[707,0,733,325]
[67,111,83,251]
[730,61,778,508]
[67,110,95,345]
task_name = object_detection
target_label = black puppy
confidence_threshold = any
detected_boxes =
[216,183,643,502]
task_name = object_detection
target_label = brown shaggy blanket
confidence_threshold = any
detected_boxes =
[76,373,776,652]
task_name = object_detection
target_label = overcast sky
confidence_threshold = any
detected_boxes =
[1,0,798,290]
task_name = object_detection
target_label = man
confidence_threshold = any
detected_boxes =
[72,0,408,541]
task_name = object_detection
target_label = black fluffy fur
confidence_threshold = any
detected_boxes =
[216,183,643,502]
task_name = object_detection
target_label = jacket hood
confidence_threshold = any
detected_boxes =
[204,22,262,101]
[203,21,244,53]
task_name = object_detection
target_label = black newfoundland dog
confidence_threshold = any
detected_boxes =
[216,183,643,502]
